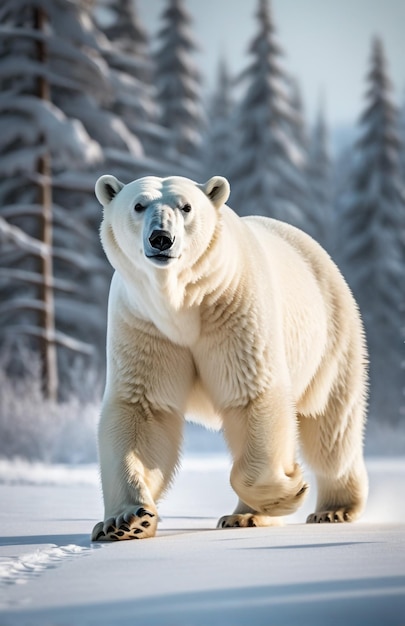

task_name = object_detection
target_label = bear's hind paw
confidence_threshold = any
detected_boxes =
[217,513,284,529]
[306,509,353,523]
[91,506,157,541]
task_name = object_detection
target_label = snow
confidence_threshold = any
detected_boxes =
[0,96,102,169]
[0,544,90,586]
[0,217,48,256]
[0,455,404,625]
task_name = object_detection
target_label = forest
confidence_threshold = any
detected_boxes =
[0,0,404,461]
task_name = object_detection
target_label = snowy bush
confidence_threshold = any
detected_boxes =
[0,349,100,464]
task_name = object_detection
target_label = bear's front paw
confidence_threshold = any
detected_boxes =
[217,513,284,528]
[91,506,158,541]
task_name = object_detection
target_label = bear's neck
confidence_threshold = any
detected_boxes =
[178,221,239,311]
[122,220,240,346]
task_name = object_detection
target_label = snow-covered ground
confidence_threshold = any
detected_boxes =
[0,455,404,625]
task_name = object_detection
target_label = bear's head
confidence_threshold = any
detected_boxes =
[95,175,230,277]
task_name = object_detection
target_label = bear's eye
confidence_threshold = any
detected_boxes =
[134,203,145,213]
[181,203,192,213]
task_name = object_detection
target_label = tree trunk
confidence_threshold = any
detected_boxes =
[34,7,58,401]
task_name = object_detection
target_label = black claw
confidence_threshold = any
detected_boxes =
[141,520,150,528]
[133,528,143,534]
[115,531,125,537]
[95,531,105,541]
[120,525,130,532]
[233,521,240,527]
[110,534,119,541]
[248,518,257,527]
[137,508,155,518]
[107,525,115,534]
[334,514,340,522]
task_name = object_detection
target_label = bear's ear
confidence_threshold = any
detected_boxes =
[95,175,124,206]
[200,176,230,210]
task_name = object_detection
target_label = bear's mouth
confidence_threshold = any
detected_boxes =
[145,253,176,264]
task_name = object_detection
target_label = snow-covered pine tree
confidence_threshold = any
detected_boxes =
[33,0,134,356]
[308,100,332,248]
[47,0,145,183]
[288,77,325,239]
[154,0,204,175]
[338,37,405,424]
[0,0,107,397]
[399,96,405,182]
[96,0,167,169]
[229,0,309,230]
[289,77,309,155]
[203,57,236,182]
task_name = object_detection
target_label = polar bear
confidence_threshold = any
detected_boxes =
[91,174,368,541]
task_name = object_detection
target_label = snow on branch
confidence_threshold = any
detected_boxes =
[0,95,102,168]
[0,25,46,40]
[52,172,97,193]
[0,298,45,317]
[54,330,94,355]
[1,204,96,243]
[49,38,110,91]
[4,325,94,355]
[0,216,49,256]
[0,0,102,51]
[0,268,81,295]
[52,247,107,273]
[0,145,43,177]
[0,57,81,92]
[0,218,103,278]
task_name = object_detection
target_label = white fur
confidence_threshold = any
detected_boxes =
[91,174,368,541]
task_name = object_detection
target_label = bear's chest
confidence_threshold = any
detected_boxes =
[192,325,272,410]
[154,307,201,347]
[122,275,201,347]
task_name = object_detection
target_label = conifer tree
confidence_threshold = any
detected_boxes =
[289,78,309,154]
[308,100,332,247]
[155,0,204,172]
[0,0,107,397]
[203,57,235,182]
[229,0,309,230]
[399,96,405,182]
[98,0,165,165]
[288,77,325,238]
[48,0,143,174]
[339,37,405,423]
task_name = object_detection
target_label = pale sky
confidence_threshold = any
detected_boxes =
[137,0,405,130]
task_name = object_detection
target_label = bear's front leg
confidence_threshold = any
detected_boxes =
[92,398,183,542]
[92,506,158,542]
[221,390,308,523]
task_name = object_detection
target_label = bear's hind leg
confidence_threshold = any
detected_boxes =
[299,394,368,524]
[305,463,368,523]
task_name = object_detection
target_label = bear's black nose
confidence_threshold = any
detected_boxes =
[149,230,174,252]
